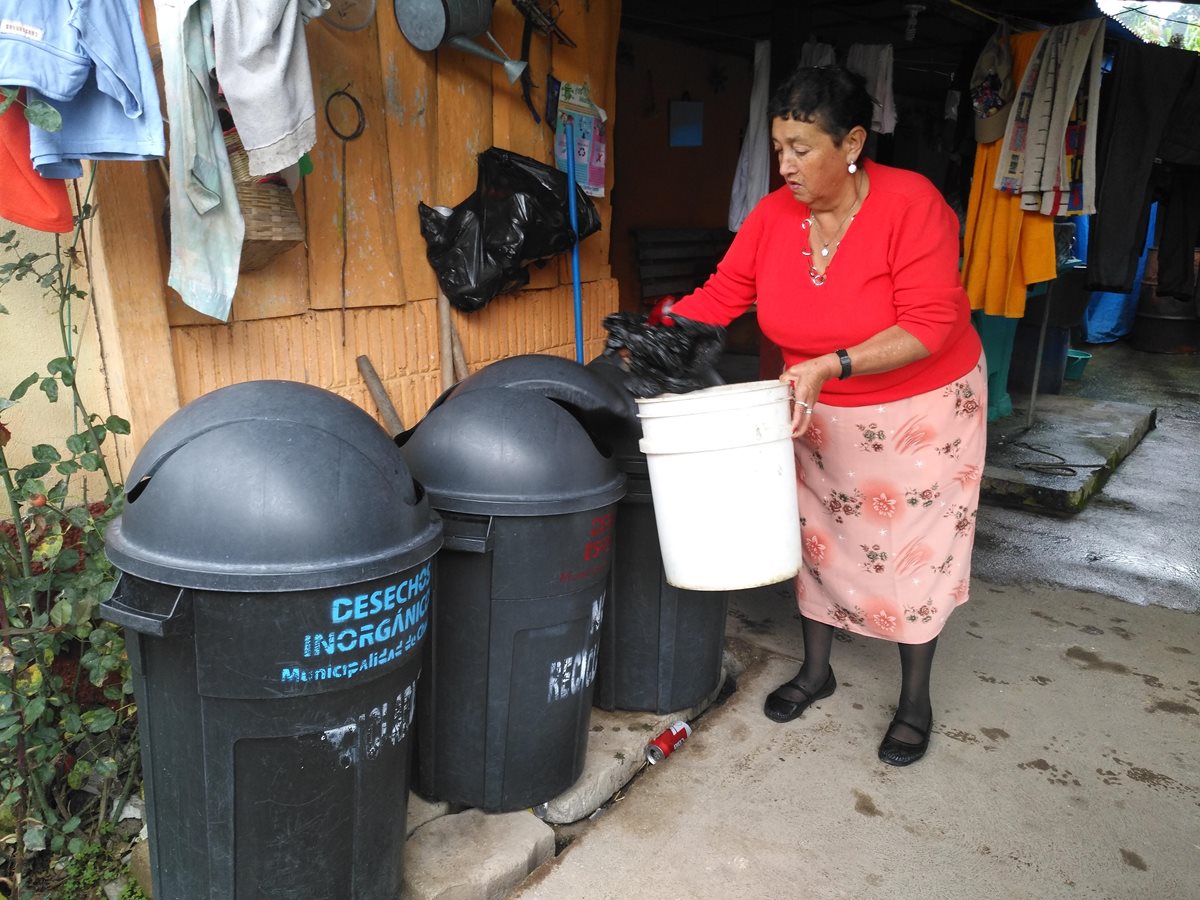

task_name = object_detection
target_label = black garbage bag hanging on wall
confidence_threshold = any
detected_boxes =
[418,147,601,312]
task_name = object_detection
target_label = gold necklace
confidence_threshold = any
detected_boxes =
[801,175,864,287]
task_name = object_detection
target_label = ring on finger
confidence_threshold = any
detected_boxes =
[803,408,814,415]
[796,399,810,409]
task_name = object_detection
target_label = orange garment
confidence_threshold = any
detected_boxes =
[0,91,73,233]
[961,30,1057,317]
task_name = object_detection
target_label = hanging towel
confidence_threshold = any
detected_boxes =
[210,0,318,177]
[798,37,835,68]
[27,0,165,178]
[155,0,243,321]
[728,40,771,233]
[993,19,1103,215]
[0,89,73,232]
[846,43,896,134]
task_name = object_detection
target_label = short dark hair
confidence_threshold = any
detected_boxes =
[767,65,874,145]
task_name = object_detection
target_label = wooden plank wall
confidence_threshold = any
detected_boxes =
[95,1,621,451]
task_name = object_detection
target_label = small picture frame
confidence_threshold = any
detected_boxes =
[669,100,704,147]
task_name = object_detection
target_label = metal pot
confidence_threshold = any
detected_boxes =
[394,0,491,51]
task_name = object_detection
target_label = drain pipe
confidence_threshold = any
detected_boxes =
[565,117,585,363]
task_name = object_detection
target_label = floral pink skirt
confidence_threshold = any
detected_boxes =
[794,355,987,644]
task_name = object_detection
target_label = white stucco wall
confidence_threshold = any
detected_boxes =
[1,224,118,502]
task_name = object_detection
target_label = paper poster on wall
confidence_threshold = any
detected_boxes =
[554,81,607,198]
[669,100,704,147]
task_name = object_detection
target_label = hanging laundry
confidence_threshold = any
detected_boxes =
[961,30,1057,318]
[728,40,771,233]
[845,43,896,134]
[968,23,1014,144]
[26,0,164,178]
[0,2,91,101]
[210,0,322,177]
[0,89,73,232]
[0,1,165,178]
[155,0,244,321]
[993,19,1104,216]
[798,37,835,68]
[1088,40,1200,296]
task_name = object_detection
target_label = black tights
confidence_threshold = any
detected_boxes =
[794,615,937,741]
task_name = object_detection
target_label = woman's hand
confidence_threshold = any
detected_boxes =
[780,354,840,438]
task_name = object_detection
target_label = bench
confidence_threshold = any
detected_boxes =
[631,226,762,373]
[632,227,733,302]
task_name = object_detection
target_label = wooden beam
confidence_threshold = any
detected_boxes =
[86,160,181,474]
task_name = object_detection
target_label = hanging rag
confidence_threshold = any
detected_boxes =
[993,19,1104,216]
[27,0,165,178]
[728,40,771,233]
[155,0,244,321]
[798,37,835,68]
[0,89,73,232]
[845,43,896,134]
[960,29,1057,318]
[210,0,320,176]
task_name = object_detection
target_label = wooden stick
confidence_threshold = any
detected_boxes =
[436,291,456,391]
[450,313,469,381]
[356,354,405,434]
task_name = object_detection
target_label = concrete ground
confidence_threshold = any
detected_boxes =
[974,340,1200,613]
[509,341,1199,900]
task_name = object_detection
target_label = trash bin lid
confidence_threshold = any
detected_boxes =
[399,387,626,516]
[446,354,634,449]
[106,381,442,592]
[584,354,645,468]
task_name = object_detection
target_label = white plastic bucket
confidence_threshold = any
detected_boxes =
[636,381,802,591]
[637,381,791,447]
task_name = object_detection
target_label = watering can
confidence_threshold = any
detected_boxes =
[394,0,528,83]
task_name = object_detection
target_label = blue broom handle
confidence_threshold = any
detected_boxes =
[565,117,584,364]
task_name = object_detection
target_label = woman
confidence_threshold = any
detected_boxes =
[668,66,985,767]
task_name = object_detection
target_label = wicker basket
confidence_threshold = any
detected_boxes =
[224,129,304,272]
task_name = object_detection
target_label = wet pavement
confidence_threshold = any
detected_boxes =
[973,340,1200,612]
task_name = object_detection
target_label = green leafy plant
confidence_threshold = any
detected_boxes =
[0,187,138,898]
[0,88,62,133]
[50,838,149,900]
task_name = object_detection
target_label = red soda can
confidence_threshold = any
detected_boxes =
[645,720,692,764]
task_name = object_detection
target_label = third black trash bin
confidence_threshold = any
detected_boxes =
[440,353,731,715]
[102,381,442,900]
[399,385,625,812]
[586,355,731,714]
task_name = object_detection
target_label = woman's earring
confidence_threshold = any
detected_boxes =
[848,160,858,174]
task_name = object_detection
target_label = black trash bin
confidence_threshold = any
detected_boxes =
[442,353,731,715]
[101,381,442,900]
[399,385,625,812]
[586,355,731,714]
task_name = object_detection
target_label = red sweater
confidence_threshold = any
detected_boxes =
[671,159,981,406]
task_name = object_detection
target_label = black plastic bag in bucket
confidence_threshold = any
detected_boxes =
[601,311,726,398]
[418,147,601,312]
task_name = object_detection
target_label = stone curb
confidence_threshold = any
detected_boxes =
[402,807,554,900]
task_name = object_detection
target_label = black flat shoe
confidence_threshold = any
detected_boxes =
[878,717,932,767]
[763,667,836,723]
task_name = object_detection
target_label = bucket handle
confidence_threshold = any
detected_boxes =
[101,574,193,637]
